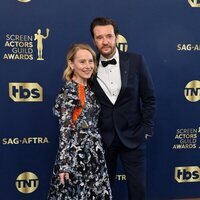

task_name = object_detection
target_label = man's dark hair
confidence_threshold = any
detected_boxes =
[90,17,119,38]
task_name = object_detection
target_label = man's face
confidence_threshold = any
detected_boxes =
[93,25,117,59]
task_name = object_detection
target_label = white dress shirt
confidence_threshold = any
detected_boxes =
[97,48,121,104]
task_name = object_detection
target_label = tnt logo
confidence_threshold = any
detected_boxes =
[15,172,39,193]
[184,80,200,102]
[188,0,200,7]
[9,82,43,102]
[117,34,128,52]
[175,166,200,183]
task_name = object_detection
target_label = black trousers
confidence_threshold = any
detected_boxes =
[104,134,146,200]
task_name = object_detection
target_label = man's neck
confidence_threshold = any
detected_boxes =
[101,47,117,60]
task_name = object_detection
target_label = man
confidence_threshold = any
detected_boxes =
[90,17,156,200]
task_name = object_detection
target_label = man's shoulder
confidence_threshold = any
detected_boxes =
[119,50,143,61]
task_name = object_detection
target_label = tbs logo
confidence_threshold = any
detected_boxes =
[9,82,43,102]
[175,166,200,183]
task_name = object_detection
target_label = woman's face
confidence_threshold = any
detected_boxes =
[71,49,95,85]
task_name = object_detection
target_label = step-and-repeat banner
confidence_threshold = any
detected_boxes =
[1,0,200,199]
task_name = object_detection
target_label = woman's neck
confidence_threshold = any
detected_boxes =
[72,77,87,86]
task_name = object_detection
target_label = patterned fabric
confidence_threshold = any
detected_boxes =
[72,84,86,123]
[47,81,112,200]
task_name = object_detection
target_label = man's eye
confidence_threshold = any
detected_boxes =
[96,36,102,40]
[107,34,113,38]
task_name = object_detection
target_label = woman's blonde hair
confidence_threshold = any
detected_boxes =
[63,43,97,81]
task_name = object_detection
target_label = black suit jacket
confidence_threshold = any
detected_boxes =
[91,50,156,149]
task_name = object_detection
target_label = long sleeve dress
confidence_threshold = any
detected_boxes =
[47,80,112,200]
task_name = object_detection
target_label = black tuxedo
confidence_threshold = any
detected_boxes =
[91,50,156,148]
[91,50,156,200]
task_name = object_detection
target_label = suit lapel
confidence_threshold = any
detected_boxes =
[115,51,129,104]
[92,75,114,105]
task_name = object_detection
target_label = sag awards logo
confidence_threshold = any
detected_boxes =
[184,80,200,102]
[172,126,200,149]
[3,28,50,61]
[117,34,128,52]
[175,166,200,183]
[16,172,39,193]
[9,82,43,102]
[188,0,200,7]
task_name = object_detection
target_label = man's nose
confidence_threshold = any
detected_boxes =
[102,37,108,44]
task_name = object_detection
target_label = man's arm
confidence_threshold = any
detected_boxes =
[138,55,156,137]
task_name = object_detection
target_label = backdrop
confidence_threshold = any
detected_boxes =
[1,0,200,199]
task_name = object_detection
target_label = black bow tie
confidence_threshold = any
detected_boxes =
[101,58,117,67]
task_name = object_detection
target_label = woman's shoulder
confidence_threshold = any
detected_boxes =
[53,82,78,116]
[59,81,78,100]
[58,81,76,93]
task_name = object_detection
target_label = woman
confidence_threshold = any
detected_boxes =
[47,44,112,200]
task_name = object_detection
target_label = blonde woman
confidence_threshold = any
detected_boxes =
[48,44,112,200]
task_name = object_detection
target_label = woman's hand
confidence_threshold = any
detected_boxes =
[59,172,69,184]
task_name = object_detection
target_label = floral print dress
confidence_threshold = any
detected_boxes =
[47,81,112,200]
